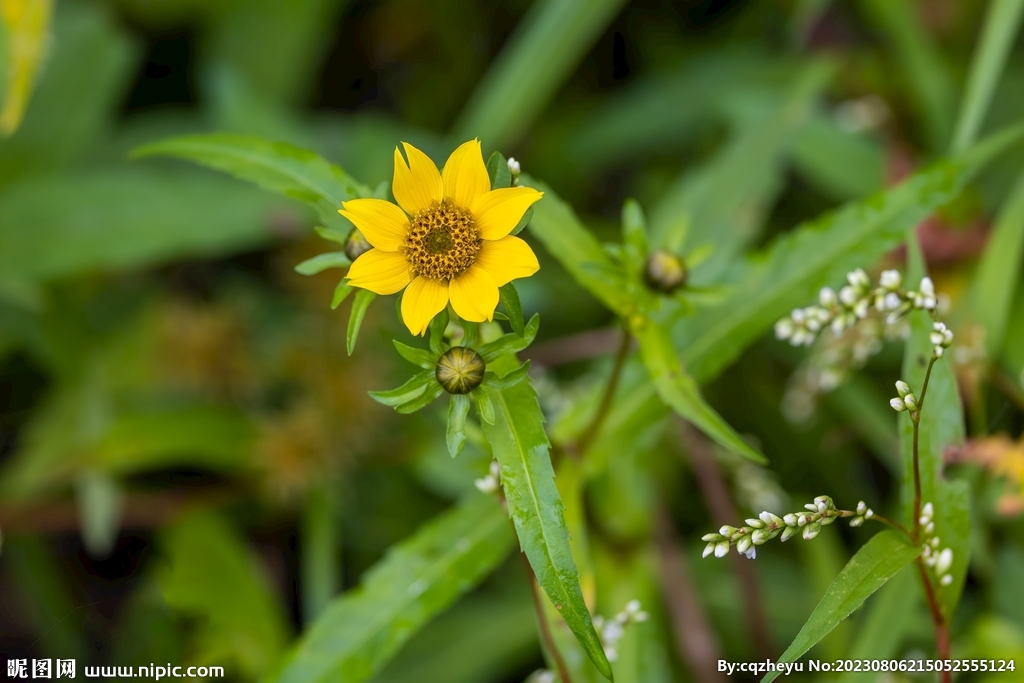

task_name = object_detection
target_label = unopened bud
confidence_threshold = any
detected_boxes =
[895,381,911,398]
[436,347,486,394]
[714,541,730,558]
[802,522,822,540]
[644,250,687,293]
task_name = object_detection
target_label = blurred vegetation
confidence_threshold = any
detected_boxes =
[1,0,1024,681]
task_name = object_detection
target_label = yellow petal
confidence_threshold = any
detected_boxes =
[449,266,499,323]
[441,139,491,210]
[392,142,442,216]
[474,236,540,286]
[470,187,544,240]
[346,249,412,295]
[339,198,408,251]
[401,276,449,336]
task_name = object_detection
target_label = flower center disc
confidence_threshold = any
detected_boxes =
[404,202,481,281]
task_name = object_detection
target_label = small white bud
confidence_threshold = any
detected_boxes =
[935,548,953,575]
[848,269,870,288]
[781,525,798,541]
[701,533,722,542]
[775,318,794,340]
[919,277,935,296]
[849,516,864,527]
[903,393,918,411]
[880,269,901,289]
[759,511,783,527]
[736,535,752,554]
[925,521,935,534]
[474,476,498,493]
[715,541,731,558]
[702,542,716,558]
[819,287,837,307]
[635,611,650,622]
[922,502,934,518]
[791,308,806,323]
[798,514,809,527]
[940,574,953,586]
[625,600,642,615]
[895,381,911,397]
[839,286,858,306]
[783,513,799,526]
[930,331,944,346]
[802,522,822,540]
[890,397,907,412]
[750,529,768,545]
[883,292,902,310]
[931,537,940,548]
[933,345,944,358]
[605,647,618,662]
[507,157,521,177]
[864,509,874,519]
[719,525,736,538]
[856,501,867,515]
[743,546,756,559]
[746,518,764,529]
[925,555,937,567]
[854,299,869,319]
[804,503,819,512]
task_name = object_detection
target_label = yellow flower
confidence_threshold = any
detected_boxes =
[340,140,543,335]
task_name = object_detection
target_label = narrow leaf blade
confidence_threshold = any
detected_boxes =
[347,289,377,355]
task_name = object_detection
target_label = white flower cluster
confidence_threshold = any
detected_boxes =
[919,502,954,587]
[701,496,868,559]
[775,269,938,347]
[889,380,919,413]
[507,157,521,185]
[474,460,501,493]
[593,600,649,662]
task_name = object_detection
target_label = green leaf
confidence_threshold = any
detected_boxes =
[523,174,635,315]
[160,512,290,678]
[75,470,124,558]
[429,308,450,356]
[0,168,296,282]
[315,224,349,244]
[858,0,956,151]
[368,370,434,408]
[762,531,921,683]
[838,566,918,683]
[487,150,511,189]
[453,0,626,149]
[678,125,1024,382]
[972,171,1024,356]
[477,314,540,363]
[347,289,376,355]
[395,381,445,414]
[0,0,53,136]
[272,494,515,683]
[499,282,526,336]
[132,132,370,208]
[482,376,612,679]
[447,394,471,458]
[331,280,353,309]
[472,386,496,425]
[900,231,971,622]
[301,483,339,624]
[393,340,438,369]
[295,251,351,275]
[950,0,1024,153]
[0,2,136,188]
[485,360,532,390]
[632,319,766,464]
[621,198,649,273]
[510,205,533,236]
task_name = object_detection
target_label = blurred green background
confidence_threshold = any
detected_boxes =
[2,0,1024,681]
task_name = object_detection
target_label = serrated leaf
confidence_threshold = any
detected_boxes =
[368,371,433,408]
[447,394,471,458]
[482,375,612,679]
[272,494,515,683]
[632,319,766,464]
[477,314,539,363]
[331,280,353,310]
[392,341,438,369]
[498,282,525,336]
[132,133,371,208]
[347,289,377,355]
[762,531,921,683]
[487,150,511,189]
[295,252,350,275]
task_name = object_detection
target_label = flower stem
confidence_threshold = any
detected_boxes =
[576,326,631,455]
[521,553,575,683]
[867,512,911,538]
[910,357,936,544]
[915,558,951,683]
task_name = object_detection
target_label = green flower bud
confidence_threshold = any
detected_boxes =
[644,250,687,293]
[436,347,486,395]
[345,229,373,261]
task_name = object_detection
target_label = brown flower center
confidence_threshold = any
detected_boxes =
[403,202,481,281]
